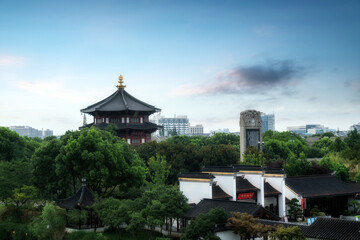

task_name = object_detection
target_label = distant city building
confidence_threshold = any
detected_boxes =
[189,124,203,136]
[287,124,328,135]
[157,115,190,136]
[42,129,53,138]
[8,126,53,138]
[287,126,307,135]
[350,122,360,132]
[210,128,230,134]
[261,113,275,133]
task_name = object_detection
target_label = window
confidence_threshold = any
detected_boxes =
[97,118,102,124]
[131,118,139,123]
[111,118,120,123]
[121,117,125,123]
[132,139,140,145]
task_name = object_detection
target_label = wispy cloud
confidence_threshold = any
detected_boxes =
[0,55,25,67]
[14,81,88,102]
[173,59,306,96]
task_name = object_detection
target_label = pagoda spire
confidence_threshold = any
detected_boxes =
[116,75,126,89]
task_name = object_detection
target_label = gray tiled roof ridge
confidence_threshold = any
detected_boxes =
[178,172,215,179]
[81,88,160,113]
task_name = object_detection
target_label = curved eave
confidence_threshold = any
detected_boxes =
[81,122,160,131]
[81,89,160,114]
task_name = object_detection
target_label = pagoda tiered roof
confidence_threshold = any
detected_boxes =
[81,88,160,115]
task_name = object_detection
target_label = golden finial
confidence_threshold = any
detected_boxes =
[116,75,126,89]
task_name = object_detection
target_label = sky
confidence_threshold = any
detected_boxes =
[0,0,359,135]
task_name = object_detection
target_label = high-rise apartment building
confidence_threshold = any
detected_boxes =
[157,115,190,136]
[8,126,53,138]
[261,113,275,133]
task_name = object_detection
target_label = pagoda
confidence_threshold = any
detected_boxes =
[81,75,161,145]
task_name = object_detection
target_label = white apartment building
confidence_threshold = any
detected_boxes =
[189,124,203,135]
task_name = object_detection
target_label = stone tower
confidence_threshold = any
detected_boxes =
[239,110,262,162]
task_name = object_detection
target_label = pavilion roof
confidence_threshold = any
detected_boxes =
[81,88,160,115]
[285,175,360,198]
[55,184,94,209]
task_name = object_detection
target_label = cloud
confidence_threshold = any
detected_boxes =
[173,59,305,96]
[14,81,87,102]
[0,55,25,67]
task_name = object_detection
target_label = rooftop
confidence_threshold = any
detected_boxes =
[236,177,259,193]
[285,175,360,198]
[178,172,215,180]
[81,86,160,115]
[184,199,280,220]
[303,217,360,240]
[55,184,94,209]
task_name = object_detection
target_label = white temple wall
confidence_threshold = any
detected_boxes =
[265,175,286,217]
[211,174,236,201]
[242,173,264,206]
[179,180,212,204]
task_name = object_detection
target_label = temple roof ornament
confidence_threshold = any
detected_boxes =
[116,74,126,89]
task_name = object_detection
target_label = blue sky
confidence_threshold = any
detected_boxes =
[0,0,359,135]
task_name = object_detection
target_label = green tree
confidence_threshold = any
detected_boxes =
[342,129,360,167]
[159,186,189,235]
[287,198,302,221]
[146,155,170,186]
[319,156,350,181]
[226,212,273,240]
[181,208,227,240]
[332,137,346,152]
[263,139,291,160]
[208,133,239,146]
[96,197,133,229]
[31,203,66,240]
[270,225,303,240]
[9,185,39,208]
[200,144,239,166]
[284,156,311,177]
[55,127,146,196]
[138,186,189,234]
[0,160,32,201]
[31,138,63,199]
[105,123,118,136]
[312,138,334,155]
[243,146,268,166]
[0,127,29,161]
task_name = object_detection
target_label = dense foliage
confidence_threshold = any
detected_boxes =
[137,133,239,184]
[181,208,227,240]
[0,126,360,239]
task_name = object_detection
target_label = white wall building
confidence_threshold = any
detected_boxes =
[189,124,203,135]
